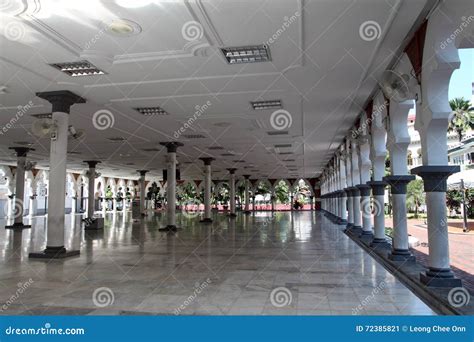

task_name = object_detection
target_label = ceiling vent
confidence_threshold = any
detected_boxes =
[49,60,106,77]
[251,100,282,110]
[274,143,292,148]
[283,159,296,162]
[134,107,169,116]
[221,153,235,157]
[279,152,293,155]
[208,146,224,150]
[183,134,206,139]
[142,148,161,152]
[107,137,126,142]
[267,131,289,136]
[13,141,34,146]
[232,160,245,163]
[67,151,81,155]
[221,44,271,64]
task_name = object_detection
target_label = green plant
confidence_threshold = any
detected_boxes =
[274,180,289,204]
[448,97,474,141]
[406,179,425,218]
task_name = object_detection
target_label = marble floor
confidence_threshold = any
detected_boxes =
[0,211,435,315]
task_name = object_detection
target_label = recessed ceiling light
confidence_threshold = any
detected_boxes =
[134,107,168,116]
[142,148,161,152]
[104,19,142,37]
[49,60,105,77]
[221,153,235,157]
[68,151,81,155]
[13,141,34,146]
[251,100,282,110]
[221,45,271,64]
[208,146,224,150]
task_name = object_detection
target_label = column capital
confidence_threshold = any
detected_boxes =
[226,168,237,174]
[84,160,100,168]
[160,141,183,153]
[355,184,371,196]
[411,166,459,192]
[9,147,35,157]
[243,174,251,179]
[36,90,85,113]
[137,170,149,177]
[199,157,215,165]
[383,175,415,194]
[367,180,387,196]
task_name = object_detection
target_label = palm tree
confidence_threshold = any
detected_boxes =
[448,97,474,142]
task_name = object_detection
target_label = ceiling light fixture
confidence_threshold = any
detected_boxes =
[221,44,271,64]
[251,100,282,110]
[49,60,106,77]
[104,18,142,37]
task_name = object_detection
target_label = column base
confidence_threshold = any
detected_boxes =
[349,225,362,233]
[244,210,251,215]
[338,219,347,224]
[388,249,416,262]
[359,231,373,237]
[228,213,237,218]
[370,237,388,247]
[5,222,31,229]
[420,268,462,288]
[83,218,104,230]
[159,225,181,232]
[200,218,213,223]
[29,246,80,259]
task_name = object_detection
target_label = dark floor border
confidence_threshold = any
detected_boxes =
[341,223,473,316]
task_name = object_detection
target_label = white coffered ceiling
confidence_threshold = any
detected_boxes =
[0,0,432,180]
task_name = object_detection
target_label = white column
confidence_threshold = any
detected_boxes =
[200,158,214,222]
[243,175,250,214]
[344,139,353,228]
[29,91,84,258]
[357,119,373,236]
[227,168,237,217]
[160,142,183,231]
[137,170,148,215]
[351,138,362,230]
[6,147,34,228]
[338,150,347,223]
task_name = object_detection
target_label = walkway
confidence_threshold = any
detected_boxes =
[0,212,434,315]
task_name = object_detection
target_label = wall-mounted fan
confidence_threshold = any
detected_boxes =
[31,119,58,140]
[68,125,85,140]
[379,70,416,103]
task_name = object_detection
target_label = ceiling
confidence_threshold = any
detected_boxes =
[0,0,431,181]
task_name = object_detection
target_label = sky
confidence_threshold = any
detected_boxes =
[449,48,474,102]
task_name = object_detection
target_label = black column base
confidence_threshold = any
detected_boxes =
[388,249,416,262]
[243,210,251,215]
[420,268,462,287]
[228,213,237,218]
[370,238,388,247]
[338,219,347,224]
[83,218,104,230]
[159,225,181,232]
[359,230,373,237]
[29,246,80,259]
[5,222,31,229]
[200,218,213,223]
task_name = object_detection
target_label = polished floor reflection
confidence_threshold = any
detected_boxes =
[0,211,434,315]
